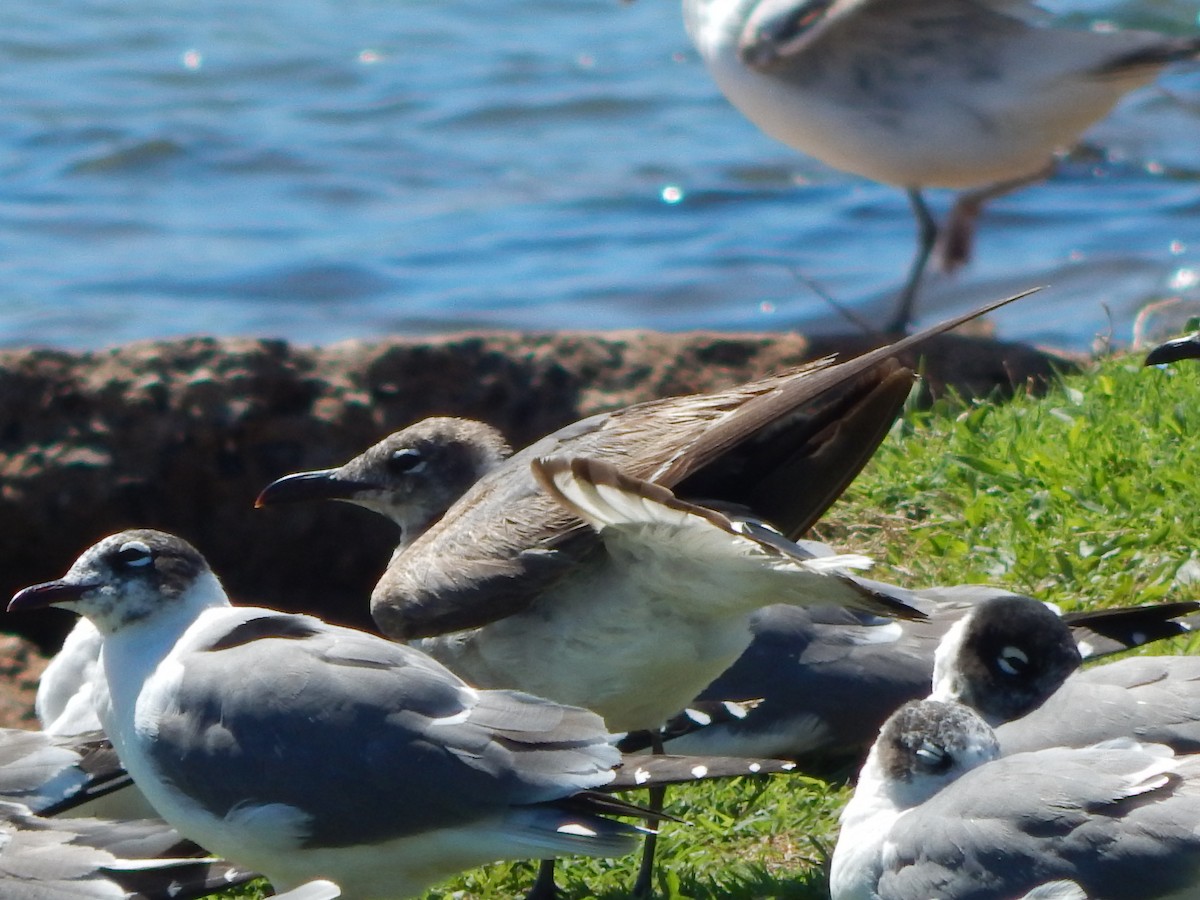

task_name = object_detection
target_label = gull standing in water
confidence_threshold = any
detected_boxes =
[682,0,1200,330]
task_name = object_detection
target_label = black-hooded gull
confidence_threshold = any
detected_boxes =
[930,593,1200,755]
[631,573,1198,762]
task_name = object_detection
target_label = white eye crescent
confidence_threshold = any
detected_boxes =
[915,740,947,769]
[115,540,154,567]
[997,645,1029,676]
[388,448,427,475]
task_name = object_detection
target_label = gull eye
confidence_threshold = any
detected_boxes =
[997,645,1029,676]
[387,448,426,475]
[914,740,950,773]
[114,540,154,568]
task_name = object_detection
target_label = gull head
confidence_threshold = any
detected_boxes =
[8,529,225,635]
[255,417,511,546]
[871,699,999,809]
[931,594,1082,726]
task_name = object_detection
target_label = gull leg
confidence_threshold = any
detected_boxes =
[937,161,1057,273]
[886,188,938,334]
[525,859,559,900]
[631,734,667,898]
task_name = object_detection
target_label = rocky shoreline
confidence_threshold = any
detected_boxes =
[0,328,1070,726]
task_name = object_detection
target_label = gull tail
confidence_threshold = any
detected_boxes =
[1062,600,1200,660]
[606,752,798,791]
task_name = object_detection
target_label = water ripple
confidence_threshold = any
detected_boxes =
[0,0,1197,350]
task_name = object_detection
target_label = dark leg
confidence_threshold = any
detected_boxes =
[631,735,667,898]
[525,859,559,900]
[887,188,939,334]
[935,161,1057,274]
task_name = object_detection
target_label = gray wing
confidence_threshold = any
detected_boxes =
[0,799,255,900]
[630,565,1192,764]
[998,656,1200,755]
[659,604,933,761]
[0,727,130,816]
[151,611,623,849]
[656,585,980,761]
[737,0,1034,73]
[740,0,1181,111]
[606,753,799,791]
[879,748,1200,900]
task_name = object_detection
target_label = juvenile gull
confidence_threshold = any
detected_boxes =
[682,0,1200,330]
[930,593,1200,755]
[8,529,802,900]
[254,295,1030,895]
[255,294,1032,735]
[830,698,1200,900]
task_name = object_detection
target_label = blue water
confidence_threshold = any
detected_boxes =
[1,0,1198,351]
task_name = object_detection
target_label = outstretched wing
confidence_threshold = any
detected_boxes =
[376,292,1032,639]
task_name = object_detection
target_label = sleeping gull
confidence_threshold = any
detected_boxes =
[830,698,1200,900]
[7,529,803,899]
[682,0,1200,330]
[930,593,1200,754]
[629,572,1198,762]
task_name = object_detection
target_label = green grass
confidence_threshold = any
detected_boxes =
[224,351,1200,899]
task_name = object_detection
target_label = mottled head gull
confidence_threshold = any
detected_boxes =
[831,698,1200,899]
[8,529,804,899]
[254,294,1033,736]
